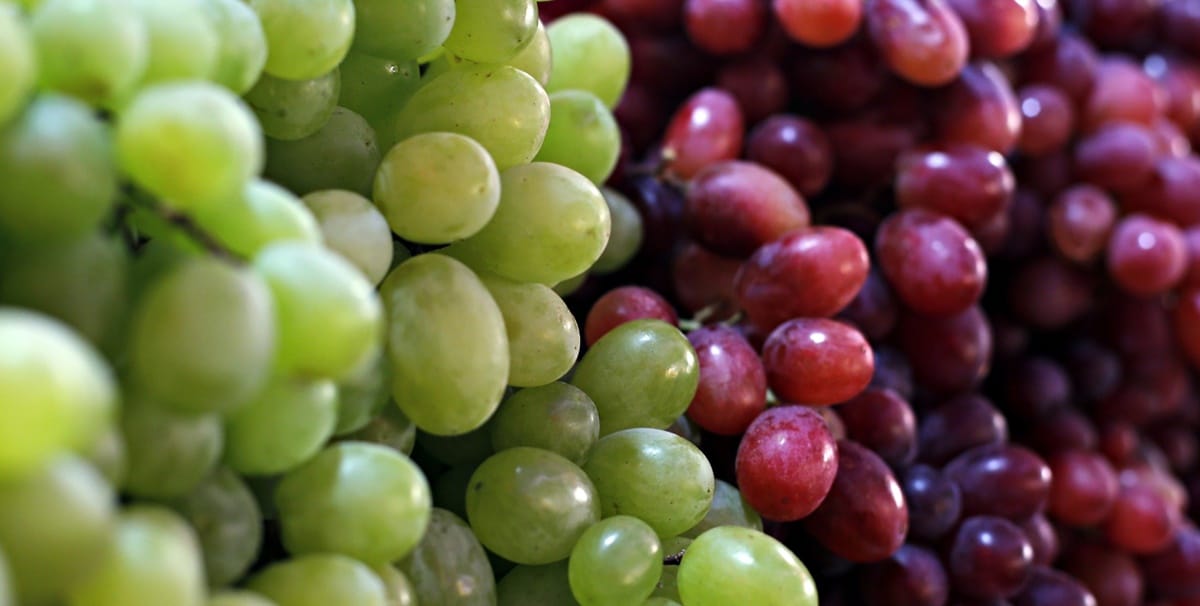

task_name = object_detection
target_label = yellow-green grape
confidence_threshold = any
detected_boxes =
[381,254,508,436]
[302,190,394,286]
[546,14,630,108]
[497,561,578,606]
[201,0,268,94]
[443,0,538,63]
[337,52,420,126]
[351,0,454,61]
[489,382,598,464]
[509,19,551,85]
[131,0,218,85]
[534,90,620,184]
[208,591,277,606]
[344,403,417,457]
[193,179,323,258]
[568,516,662,606]
[651,536,690,601]
[116,82,262,210]
[554,272,589,297]
[644,598,681,606]
[681,479,763,538]
[676,527,818,606]
[331,353,390,436]
[166,468,262,588]
[397,508,498,606]
[119,398,223,499]
[444,162,610,285]
[478,273,580,387]
[373,132,501,244]
[247,554,388,606]
[223,378,338,476]
[394,64,549,170]
[244,69,341,141]
[265,106,381,197]
[0,4,34,124]
[372,564,417,606]
[30,0,147,108]
[80,426,126,487]
[591,187,643,274]
[247,0,354,81]
[67,506,206,606]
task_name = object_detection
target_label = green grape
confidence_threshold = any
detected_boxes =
[568,516,661,606]
[509,19,551,85]
[193,179,322,257]
[397,508,497,606]
[490,383,598,464]
[571,320,699,435]
[80,426,127,486]
[372,564,417,606]
[498,561,578,606]
[30,0,147,108]
[394,65,549,170]
[223,378,338,476]
[0,455,115,604]
[351,0,454,61]
[276,442,431,564]
[0,309,115,478]
[166,468,262,588]
[265,106,380,197]
[651,536,690,601]
[128,257,275,416]
[332,352,390,435]
[591,187,643,274]
[444,0,537,63]
[676,527,818,606]
[345,402,417,456]
[477,273,580,387]
[373,131,501,244]
[119,398,223,499]
[419,426,494,467]
[431,463,475,521]
[443,162,610,284]
[208,591,278,606]
[302,189,394,286]
[545,14,630,108]
[643,599,681,606]
[337,52,420,125]
[682,479,763,539]
[202,0,268,94]
[253,242,384,381]
[131,0,218,85]
[0,94,116,242]
[466,447,600,565]
[553,272,589,297]
[247,554,387,606]
[116,82,263,209]
[381,253,508,436]
[534,90,620,184]
[244,69,341,141]
[0,231,128,348]
[0,547,9,606]
[247,0,354,81]
[0,4,33,124]
[582,428,714,539]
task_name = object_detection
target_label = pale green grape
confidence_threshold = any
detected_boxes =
[535,90,620,184]
[119,398,223,499]
[568,516,662,606]
[167,468,262,588]
[337,52,420,125]
[397,508,497,606]
[67,506,205,606]
[478,273,580,387]
[651,536,690,601]
[202,0,268,94]
[351,0,454,61]
[247,0,354,81]
[116,82,263,209]
[682,479,763,539]
[128,257,275,416]
[677,527,818,606]
[0,456,115,604]
[643,599,680,606]
[444,0,538,63]
[546,14,630,108]
[466,447,600,564]
[381,253,508,436]
[373,131,501,244]
[30,0,147,108]
[302,189,393,286]
[131,0,218,85]
[571,319,699,435]
[509,19,551,85]
[591,187,643,274]
[0,547,9,606]
[265,107,380,197]
[332,352,390,435]
[194,179,322,257]
[253,242,384,381]
[372,564,417,606]
[223,378,338,475]
[0,94,116,242]
[208,591,277,606]
[247,554,387,606]
[419,425,494,467]
[431,464,474,520]
[444,162,610,284]
[80,426,126,486]
[0,309,115,478]
[345,401,417,456]
[498,561,578,606]
[0,4,34,124]
[276,442,431,564]
[244,69,340,141]
[490,382,598,464]
[394,64,549,170]
[554,272,589,296]
[582,428,714,538]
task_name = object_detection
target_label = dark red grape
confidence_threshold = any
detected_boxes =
[685,325,767,435]
[876,208,988,316]
[1018,513,1059,567]
[774,0,864,47]
[1174,287,1200,370]
[762,318,875,406]
[862,544,952,606]
[684,160,811,257]
[1026,407,1098,454]
[1149,424,1199,473]
[935,61,1024,153]
[918,393,1009,466]
[1012,567,1099,606]
[895,145,1015,230]
[745,114,834,197]
[1122,156,1200,227]
[1073,122,1160,193]
[671,242,741,320]
[1063,340,1123,403]
[789,39,889,113]
[1003,356,1072,419]
[837,267,900,341]
[1072,0,1156,49]
[1046,450,1119,526]
[1017,84,1076,155]
[1020,30,1099,103]
[944,444,1052,520]
[838,388,918,467]
[1106,213,1187,297]
[1139,528,1200,600]
[735,405,839,521]
[584,286,678,346]
[662,88,745,179]
[948,516,1036,600]
[1062,543,1144,606]
[803,439,908,563]
[826,115,924,189]
[864,0,970,86]
[896,305,993,395]
[1008,256,1095,330]
[624,174,686,258]
[598,0,684,29]
[902,464,964,542]
[715,56,789,125]
[872,344,916,400]
[1046,184,1117,263]
[682,0,767,55]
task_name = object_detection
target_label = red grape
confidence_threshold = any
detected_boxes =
[762,318,875,406]
[773,0,864,47]
[684,325,767,435]
[947,516,1036,600]
[1106,213,1187,297]
[1017,84,1076,155]
[662,88,745,179]
[671,242,741,319]
[944,444,1052,520]
[1061,543,1143,606]
[684,160,810,258]
[1020,31,1099,104]
[714,56,789,125]
[862,544,951,606]
[1073,122,1161,193]
[918,393,1009,465]
[864,0,970,86]
[745,114,834,197]
[1102,470,1181,555]
[945,0,1038,57]
[682,0,767,55]
[896,145,1015,230]
[584,286,678,346]
[896,305,993,394]
[837,267,900,341]
[1012,567,1099,606]
[837,388,918,467]
[803,439,908,563]
[876,208,988,316]
[935,61,1024,153]
[735,405,839,521]
[1046,449,1119,526]
[1047,184,1117,263]
[902,464,964,541]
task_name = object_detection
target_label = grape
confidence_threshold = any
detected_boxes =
[546,14,630,108]
[247,0,354,80]
[582,428,714,538]
[534,90,621,184]
[1073,122,1159,193]
[67,506,205,606]
[372,564,417,606]
[381,253,508,436]
[745,115,834,197]
[508,19,552,85]
[444,0,538,63]
[773,0,862,48]
[661,88,744,179]
[917,394,1007,465]
[264,107,381,197]
[1102,470,1179,554]
[935,61,1023,154]
[895,145,1015,230]
[838,388,918,467]
[208,591,277,606]
[193,179,323,258]
[1017,84,1075,155]
[350,0,454,61]
[568,516,662,606]
[489,383,599,464]
[253,242,384,381]
[1012,567,1097,606]
[485,274,581,386]
[397,508,497,606]
[592,188,644,274]
[223,378,337,475]
[681,479,763,538]
[653,536,691,602]
[166,468,261,588]
[1047,184,1116,263]
[0,94,116,242]
[736,405,838,522]
[947,516,1034,600]
[394,65,550,170]
[944,444,1052,520]
[373,132,501,244]
[0,4,33,124]
[466,447,599,564]
[876,208,987,316]
[584,286,678,346]
[30,0,146,108]
[82,426,127,487]
[418,425,494,467]
[643,599,680,606]
[571,319,699,435]
[336,53,420,126]
[684,326,766,436]
[131,0,218,85]
[128,257,274,416]
[1061,544,1141,606]
[497,561,576,606]
[116,82,262,209]
[861,544,951,606]
[202,0,268,94]
[677,527,817,606]
[119,398,222,499]
[445,162,610,285]
[864,0,969,86]
[802,440,907,563]
[332,352,390,436]
[684,160,811,258]
[1021,513,1059,567]
[344,403,416,456]
[301,190,394,286]
[247,554,388,606]
[1106,213,1187,297]
[244,69,340,141]
[761,318,875,406]
[901,464,963,542]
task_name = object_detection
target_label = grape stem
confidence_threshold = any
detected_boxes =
[663,548,686,566]
[122,197,242,261]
